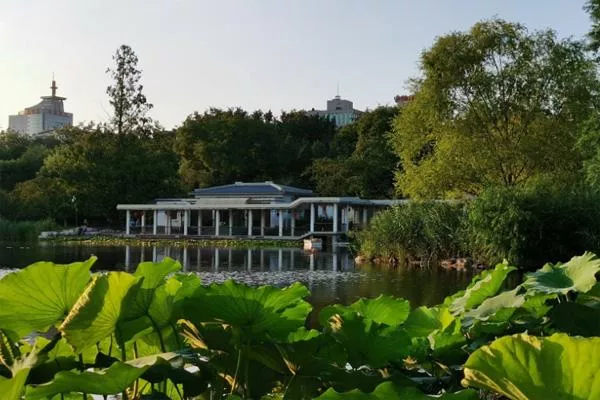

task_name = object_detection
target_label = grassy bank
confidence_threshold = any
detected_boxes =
[0,218,57,242]
[43,235,302,249]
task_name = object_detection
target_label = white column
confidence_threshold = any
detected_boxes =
[141,212,146,234]
[247,249,252,271]
[310,203,315,232]
[333,204,339,233]
[215,210,220,236]
[247,210,253,236]
[166,212,171,235]
[198,211,203,235]
[333,252,338,272]
[153,210,158,235]
[152,246,157,262]
[362,207,368,225]
[125,245,131,270]
[183,210,188,236]
[229,210,234,236]
[278,210,283,237]
[291,211,295,237]
[260,210,265,236]
[213,248,219,271]
[125,210,131,235]
[183,247,188,271]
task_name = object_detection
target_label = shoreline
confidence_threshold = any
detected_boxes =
[40,235,303,249]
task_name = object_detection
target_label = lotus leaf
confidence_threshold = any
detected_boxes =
[0,258,95,335]
[449,262,516,315]
[26,360,149,398]
[60,272,141,352]
[0,368,29,400]
[315,381,478,399]
[577,282,600,308]
[184,280,311,342]
[403,306,454,337]
[548,302,600,336]
[522,252,600,296]
[327,313,411,368]
[319,295,411,327]
[461,288,525,333]
[462,333,600,400]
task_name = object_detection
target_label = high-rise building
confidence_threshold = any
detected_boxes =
[308,93,362,127]
[8,79,73,135]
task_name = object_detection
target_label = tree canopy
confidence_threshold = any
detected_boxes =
[391,19,599,199]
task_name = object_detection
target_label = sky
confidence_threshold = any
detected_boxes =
[0,0,592,130]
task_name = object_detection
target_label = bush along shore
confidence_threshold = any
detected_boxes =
[41,235,302,249]
[0,252,599,399]
[355,185,600,270]
[0,218,57,242]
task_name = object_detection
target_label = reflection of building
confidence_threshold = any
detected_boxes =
[8,79,73,135]
[308,93,362,127]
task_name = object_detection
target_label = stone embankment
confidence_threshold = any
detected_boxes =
[355,255,488,270]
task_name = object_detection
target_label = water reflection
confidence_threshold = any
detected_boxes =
[1,242,476,311]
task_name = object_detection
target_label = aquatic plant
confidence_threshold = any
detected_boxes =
[0,252,598,399]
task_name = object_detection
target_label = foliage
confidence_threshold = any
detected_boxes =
[312,106,399,198]
[354,201,466,262]
[466,185,600,269]
[463,333,600,400]
[175,108,335,190]
[586,0,600,52]
[0,252,598,398]
[391,19,598,198]
[106,44,155,135]
[0,219,57,242]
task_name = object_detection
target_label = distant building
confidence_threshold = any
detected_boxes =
[8,79,73,136]
[308,93,362,127]
[394,94,415,106]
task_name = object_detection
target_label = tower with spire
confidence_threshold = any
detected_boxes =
[307,86,362,127]
[8,76,73,135]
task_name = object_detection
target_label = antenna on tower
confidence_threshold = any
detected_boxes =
[336,83,340,99]
[51,73,57,97]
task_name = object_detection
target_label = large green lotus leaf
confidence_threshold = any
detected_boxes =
[462,333,600,400]
[122,257,181,320]
[315,381,478,399]
[184,280,311,342]
[60,272,141,352]
[548,302,600,336]
[0,258,95,335]
[449,262,516,315]
[319,295,411,327]
[403,306,455,337]
[461,288,525,333]
[25,361,149,398]
[328,313,411,368]
[0,368,29,400]
[523,252,600,296]
[577,282,600,308]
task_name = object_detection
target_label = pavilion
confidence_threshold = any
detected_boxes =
[116,181,404,241]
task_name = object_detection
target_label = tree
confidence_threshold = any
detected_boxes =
[586,0,600,52]
[106,44,154,135]
[312,106,399,198]
[391,19,599,199]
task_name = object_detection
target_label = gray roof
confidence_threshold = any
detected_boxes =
[190,181,313,198]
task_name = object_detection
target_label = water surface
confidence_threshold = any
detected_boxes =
[0,242,475,313]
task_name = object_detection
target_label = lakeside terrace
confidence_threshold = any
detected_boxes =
[117,181,405,241]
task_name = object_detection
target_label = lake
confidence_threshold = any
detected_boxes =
[0,242,475,317]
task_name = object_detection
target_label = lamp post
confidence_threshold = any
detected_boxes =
[71,195,78,228]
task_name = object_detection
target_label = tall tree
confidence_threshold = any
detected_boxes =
[391,19,599,199]
[586,0,600,52]
[312,106,399,198]
[106,44,154,135]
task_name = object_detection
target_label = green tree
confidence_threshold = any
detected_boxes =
[391,19,599,199]
[313,106,399,197]
[106,44,154,135]
[175,108,335,189]
[586,0,600,52]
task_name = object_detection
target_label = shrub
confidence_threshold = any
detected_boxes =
[355,201,467,262]
[467,185,600,269]
[0,218,57,241]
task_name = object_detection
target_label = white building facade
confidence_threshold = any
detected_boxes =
[8,79,73,135]
[308,94,362,127]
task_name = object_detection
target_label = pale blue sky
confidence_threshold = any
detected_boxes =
[0,0,591,130]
